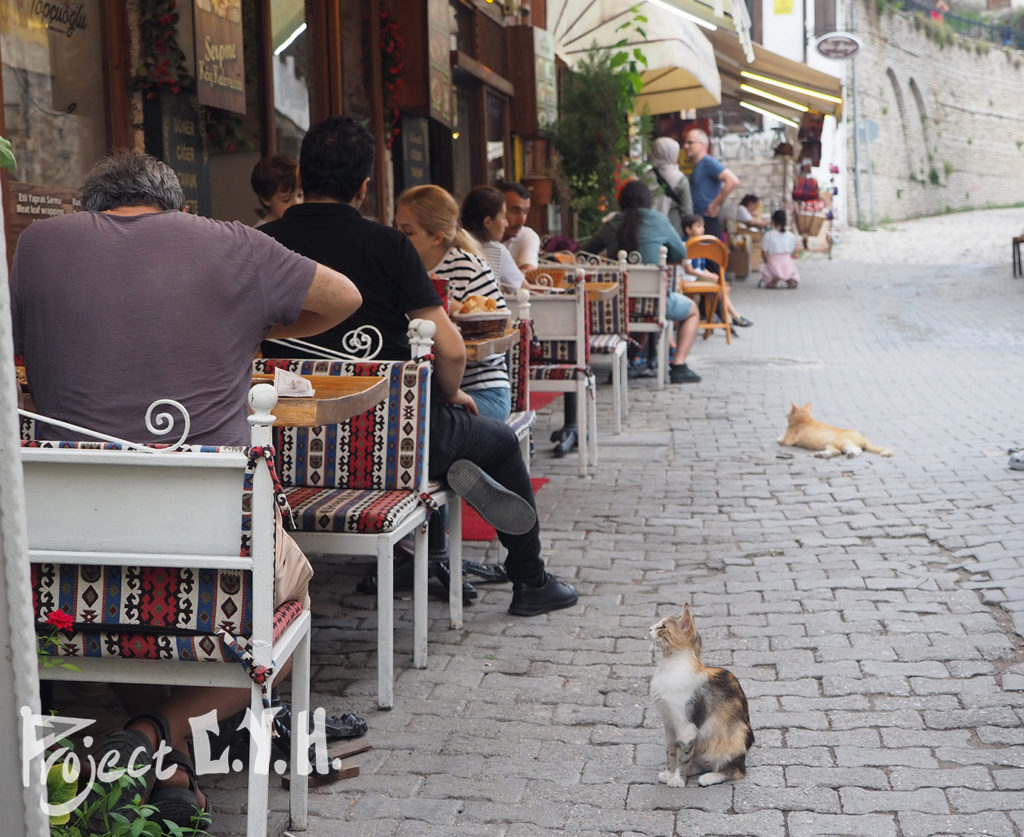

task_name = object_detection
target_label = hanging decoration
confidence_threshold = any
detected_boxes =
[379,10,405,151]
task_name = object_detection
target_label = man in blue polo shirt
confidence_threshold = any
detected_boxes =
[684,127,740,241]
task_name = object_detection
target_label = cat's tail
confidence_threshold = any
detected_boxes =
[864,442,894,457]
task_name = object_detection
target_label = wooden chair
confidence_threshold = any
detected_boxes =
[22,386,311,837]
[523,272,598,476]
[253,320,462,708]
[621,247,669,390]
[682,234,732,344]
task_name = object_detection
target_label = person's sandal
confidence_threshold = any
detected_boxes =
[83,713,170,833]
[148,748,213,832]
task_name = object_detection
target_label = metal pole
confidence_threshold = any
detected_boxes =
[849,0,863,228]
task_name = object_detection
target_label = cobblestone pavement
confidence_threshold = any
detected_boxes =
[205,216,1024,835]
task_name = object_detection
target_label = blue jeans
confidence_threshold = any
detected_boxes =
[468,386,511,421]
[429,401,544,585]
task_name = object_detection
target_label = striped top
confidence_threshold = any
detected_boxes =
[431,247,510,393]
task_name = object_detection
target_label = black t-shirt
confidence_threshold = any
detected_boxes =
[260,202,441,359]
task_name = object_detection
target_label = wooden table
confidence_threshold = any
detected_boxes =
[251,373,388,426]
[464,329,519,361]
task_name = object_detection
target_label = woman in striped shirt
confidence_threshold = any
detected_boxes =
[396,185,512,420]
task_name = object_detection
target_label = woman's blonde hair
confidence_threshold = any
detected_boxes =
[396,185,481,256]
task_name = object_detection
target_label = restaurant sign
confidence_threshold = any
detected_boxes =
[815,32,861,59]
[193,0,246,113]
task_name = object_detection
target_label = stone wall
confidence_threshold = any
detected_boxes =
[850,0,1024,222]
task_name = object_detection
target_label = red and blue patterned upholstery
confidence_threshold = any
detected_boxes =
[507,318,531,414]
[253,357,433,536]
[25,440,303,664]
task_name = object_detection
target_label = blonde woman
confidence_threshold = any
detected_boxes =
[395,185,511,420]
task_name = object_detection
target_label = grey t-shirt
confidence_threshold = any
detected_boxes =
[11,210,316,445]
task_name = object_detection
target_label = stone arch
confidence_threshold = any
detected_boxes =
[907,77,932,180]
[886,68,916,178]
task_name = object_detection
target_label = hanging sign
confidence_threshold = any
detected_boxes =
[193,0,246,113]
[815,32,861,59]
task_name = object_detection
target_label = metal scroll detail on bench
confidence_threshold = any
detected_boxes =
[17,398,191,453]
[266,324,384,361]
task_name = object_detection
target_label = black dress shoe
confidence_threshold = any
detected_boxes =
[274,700,368,741]
[508,572,579,616]
[552,428,578,458]
[432,559,477,603]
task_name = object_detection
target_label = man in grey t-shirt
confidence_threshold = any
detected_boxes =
[11,150,361,446]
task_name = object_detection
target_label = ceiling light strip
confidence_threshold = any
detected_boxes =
[740,70,843,104]
[738,100,800,128]
[645,0,718,31]
[739,83,809,112]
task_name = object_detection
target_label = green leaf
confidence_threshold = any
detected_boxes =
[609,52,628,67]
[47,762,79,825]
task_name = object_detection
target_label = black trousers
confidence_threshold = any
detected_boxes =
[429,402,544,585]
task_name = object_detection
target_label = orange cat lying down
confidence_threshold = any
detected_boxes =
[779,402,894,458]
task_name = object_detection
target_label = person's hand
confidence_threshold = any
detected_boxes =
[706,202,721,219]
[447,388,479,414]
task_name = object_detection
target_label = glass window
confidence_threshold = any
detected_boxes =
[270,0,311,159]
[1,0,107,197]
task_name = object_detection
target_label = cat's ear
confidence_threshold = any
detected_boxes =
[680,603,693,628]
[804,402,812,409]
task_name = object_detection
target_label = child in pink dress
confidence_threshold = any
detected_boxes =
[760,210,801,289]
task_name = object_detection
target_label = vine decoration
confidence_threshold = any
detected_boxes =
[380,10,405,151]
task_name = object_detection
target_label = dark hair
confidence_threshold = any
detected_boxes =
[496,180,530,200]
[680,213,702,234]
[771,209,787,231]
[79,149,186,212]
[461,186,506,241]
[615,180,652,254]
[299,115,374,202]
[250,154,298,202]
[739,194,760,208]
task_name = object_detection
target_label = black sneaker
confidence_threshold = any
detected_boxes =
[669,364,701,384]
[447,459,537,535]
[508,572,579,616]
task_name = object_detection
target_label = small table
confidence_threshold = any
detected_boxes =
[464,329,520,361]
[1013,236,1024,278]
[551,278,619,301]
[251,374,388,426]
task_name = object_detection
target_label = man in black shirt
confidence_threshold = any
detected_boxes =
[262,116,578,617]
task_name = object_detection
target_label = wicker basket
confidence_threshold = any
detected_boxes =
[794,211,825,237]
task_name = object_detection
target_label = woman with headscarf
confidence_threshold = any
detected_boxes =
[649,136,693,238]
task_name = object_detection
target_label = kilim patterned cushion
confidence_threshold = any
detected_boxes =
[283,486,421,533]
[507,319,531,414]
[505,410,536,440]
[586,268,628,337]
[530,365,593,381]
[35,600,304,663]
[254,358,430,491]
[589,334,627,354]
[628,298,660,321]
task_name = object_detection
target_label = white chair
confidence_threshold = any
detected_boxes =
[22,386,311,837]
[522,272,598,476]
[621,247,669,389]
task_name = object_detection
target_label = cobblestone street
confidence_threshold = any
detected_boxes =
[209,211,1024,836]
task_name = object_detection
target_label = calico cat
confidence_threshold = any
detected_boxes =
[648,604,754,788]
[778,402,894,458]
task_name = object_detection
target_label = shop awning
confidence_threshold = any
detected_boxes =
[660,0,755,63]
[549,0,722,113]
[709,29,844,122]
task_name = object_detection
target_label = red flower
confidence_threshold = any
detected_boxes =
[45,609,74,633]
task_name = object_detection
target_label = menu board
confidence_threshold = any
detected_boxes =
[143,89,211,217]
[533,28,557,135]
[193,0,246,114]
[426,0,453,127]
[400,116,431,188]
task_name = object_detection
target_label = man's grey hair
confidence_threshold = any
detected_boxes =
[79,149,187,212]
[686,128,709,146]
